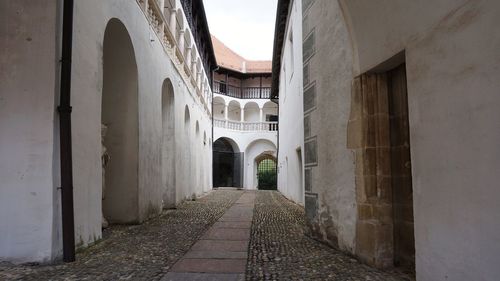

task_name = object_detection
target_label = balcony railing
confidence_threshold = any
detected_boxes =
[214,119,278,132]
[214,81,271,99]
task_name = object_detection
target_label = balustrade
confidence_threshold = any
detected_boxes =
[213,119,278,132]
[213,81,272,99]
[135,0,212,113]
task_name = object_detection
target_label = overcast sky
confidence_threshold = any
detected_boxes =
[203,0,278,61]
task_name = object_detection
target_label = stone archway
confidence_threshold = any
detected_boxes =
[101,18,139,224]
[213,137,241,187]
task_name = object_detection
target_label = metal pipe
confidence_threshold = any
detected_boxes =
[58,0,75,263]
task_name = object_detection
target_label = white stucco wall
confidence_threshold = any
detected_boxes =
[0,0,213,263]
[71,0,214,248]
[213,93,278,190]
[0,0,62,263]
[277,0,305,205]
[306,0,500,280]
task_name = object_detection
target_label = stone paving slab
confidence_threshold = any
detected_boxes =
[0,190,243,281]
[170,259,247,273]
[218,216,253,222]
[184,251,248,259]
[202,228,250,240]
[166,191,255,279]
[161,272,244,281]
[212,221,252,229]
[190,240,249,252]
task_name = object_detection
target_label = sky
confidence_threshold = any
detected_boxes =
[203,0,278,61]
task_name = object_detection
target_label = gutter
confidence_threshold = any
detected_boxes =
[58,0,75,262]
[270,0,291,104]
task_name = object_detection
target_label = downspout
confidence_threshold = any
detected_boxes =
[58,0,75,262]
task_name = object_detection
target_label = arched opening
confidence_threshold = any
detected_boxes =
[262,101,278,121]
[183,105,192,198]
[195,121,200,190]
[227,100,241,122]
[101,18,139,224]
[212,137,242,188]
[244,102,260,122]
[244,139,277,189]
[256,155,277,190]
[213,96,226,120]
[161,78,175,208]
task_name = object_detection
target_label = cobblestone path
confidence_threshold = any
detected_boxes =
[0,190,242,281]
[1,190,412,281]
[246,191,412,281]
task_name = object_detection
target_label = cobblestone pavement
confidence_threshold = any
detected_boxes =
[1,190,414,281]
[0,190,243,281]
[246,191,413,281]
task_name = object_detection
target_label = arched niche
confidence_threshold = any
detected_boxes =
[101,18,139,224]
[161,78,175,208]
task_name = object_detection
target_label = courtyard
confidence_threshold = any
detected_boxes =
[0,190,411,281]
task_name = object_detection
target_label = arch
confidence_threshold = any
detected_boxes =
[244,139,277,189]
[262,101,278,122]
[256,154,277,190]
[161,78,176,208]
[184,105,191,126]
[213,96,226,120]
[183,105,192,199]
[101,18,139,223]
[227,100,241,121]
[213,137,242,187]
[244,101,260,122]
[214,137,240,153]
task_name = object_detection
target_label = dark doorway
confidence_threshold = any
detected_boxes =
[257,157,277,190]
[213,138,243,187]
[388,64,415,272]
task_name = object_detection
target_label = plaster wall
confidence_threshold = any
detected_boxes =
[213,125,277,190]
[277,0,305,205]
[0,0,213,262]
[0,0,62,263]
[300,0,357,252]
[71,0,213,250]
[306,0,500,279]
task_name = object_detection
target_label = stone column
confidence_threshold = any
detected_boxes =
[169,8,176,35]
[185,46,192,70]
[178,30,185,55]
[241,107,245,122]
[259,108,263,122]
[224,104,229,128]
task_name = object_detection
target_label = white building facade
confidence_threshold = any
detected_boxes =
[211,36,278,190]
[273,0,305,205]
[1,0,215,263]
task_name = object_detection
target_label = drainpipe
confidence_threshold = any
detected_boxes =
[58,0,76,262]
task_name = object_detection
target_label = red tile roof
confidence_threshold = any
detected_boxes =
[211,35,272,73]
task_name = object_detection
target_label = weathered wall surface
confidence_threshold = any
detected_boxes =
[72,0,213,249]
[304,0,500,279]
[0,0,213,263]
[0,0,62,263]
[277,0,305,205]
[301,0,357,251]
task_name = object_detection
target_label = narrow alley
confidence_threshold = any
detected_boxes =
[2,0,499,280]
[0,190,410,280]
